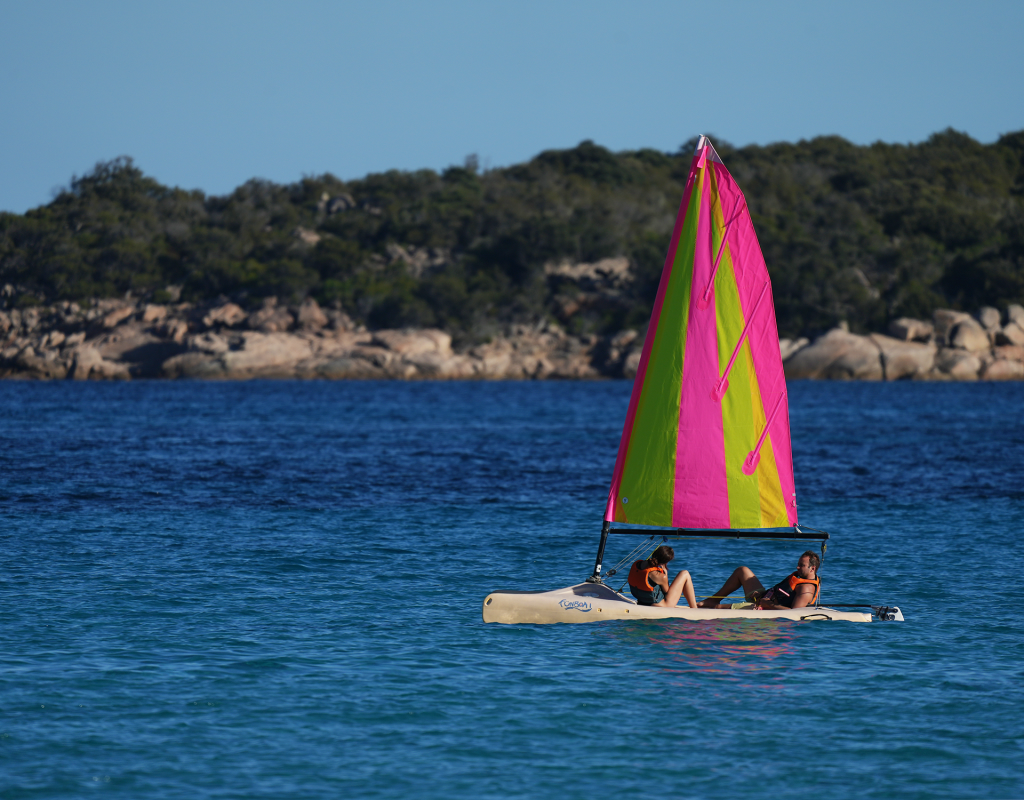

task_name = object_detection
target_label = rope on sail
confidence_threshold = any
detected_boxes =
[711,279,771,403]
[696,198,746,311]
[742,391,787,475]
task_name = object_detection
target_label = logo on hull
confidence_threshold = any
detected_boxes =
[558,599,592,612]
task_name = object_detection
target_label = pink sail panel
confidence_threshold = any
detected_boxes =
[604,138,798,529]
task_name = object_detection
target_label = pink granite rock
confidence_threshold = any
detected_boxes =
[869,334,936,380]
[784,329,882,380]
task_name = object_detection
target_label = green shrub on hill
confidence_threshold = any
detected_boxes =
[2,130,1022,340]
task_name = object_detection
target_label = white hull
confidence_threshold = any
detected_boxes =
[483,583,877,624]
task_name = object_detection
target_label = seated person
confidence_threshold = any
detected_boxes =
[627,545,697,608]
[697,551,821,610]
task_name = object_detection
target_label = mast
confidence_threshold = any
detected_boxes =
[587,521,611,582]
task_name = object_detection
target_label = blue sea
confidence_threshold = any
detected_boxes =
[1,379,1023,799]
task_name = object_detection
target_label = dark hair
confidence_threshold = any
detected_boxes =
[650,545,675,565]
[801,550,821,570]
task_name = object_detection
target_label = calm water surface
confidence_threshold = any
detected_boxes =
[1,380,1022,799]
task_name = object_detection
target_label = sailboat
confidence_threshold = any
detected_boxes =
[484,137,903,624]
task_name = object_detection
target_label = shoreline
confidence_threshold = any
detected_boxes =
[2,298,1023,382]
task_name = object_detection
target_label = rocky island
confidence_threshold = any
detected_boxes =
[3,286,1023,381]
[3,131,1023,381]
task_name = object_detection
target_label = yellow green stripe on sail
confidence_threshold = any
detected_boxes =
[613,169,703,525]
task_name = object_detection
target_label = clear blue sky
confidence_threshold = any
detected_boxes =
[3,0,1023,213]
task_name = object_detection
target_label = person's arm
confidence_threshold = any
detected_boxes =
[650,569,670,593]
[754,586,814,610]
[789,584,817,609]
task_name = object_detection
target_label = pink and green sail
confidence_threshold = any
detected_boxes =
[604,137,798,530]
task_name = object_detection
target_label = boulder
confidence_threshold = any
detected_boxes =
[325,309,354,331]
[160,352,227,379]
[20,308,41,333]
[528,356,555,379]
[296,298,328,331]
[981,359,1024,381]
[784,328,883,380]
[91,325,153,360]
[779,337,809,361]
[544,257,632,289]
[158,319,190,343]
[293,227,321,247]
[976,306,1002,331]
[219,332,312,376]
[187,332,231,354]
[41,330,65,349]
[949,318,991,352]
[304,329,368,359]
[468,341,514,378]
[994,345,1024,363]
[101,307,135,329]
[101,334,186,378]
[384,244,451,279]
[610,329,639,349]
[438,355,479,379]
[934,348,981,380]
[162,332,312,379]
[12,347,67,380]
[141,304,168,323]
[603,329,640,374]
[370,329,452,359]
[350,344,395,370]
[888,317,934,342]
[314,356,387,379]
[932,309,971,344]
[202,303,246,329]
[995,322,1024,347]
[869,334,936,380]
[247,299,294,333]
[400,350,465,378]
[1007,304,1024,327]
[622,350,642,380]
[546,351,601,379]
[69,345,130,380]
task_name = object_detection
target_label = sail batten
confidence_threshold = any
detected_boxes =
[604,138,798,530]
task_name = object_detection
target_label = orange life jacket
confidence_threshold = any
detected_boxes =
[628,560,666,594]
[766,572,820,607]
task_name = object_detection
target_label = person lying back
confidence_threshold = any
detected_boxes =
[697,551,821,610]
[627,545,698,608]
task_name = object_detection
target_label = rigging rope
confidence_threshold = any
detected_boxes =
[603,536,665,594]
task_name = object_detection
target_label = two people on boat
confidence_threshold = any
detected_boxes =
[626,545,698,608]
[697,551,821,610]
[627,549,820,610]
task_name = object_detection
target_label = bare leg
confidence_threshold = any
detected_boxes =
[697,566,765,608]
[655,570,698,609]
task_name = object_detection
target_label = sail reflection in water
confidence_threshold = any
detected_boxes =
[598,622,798,686]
